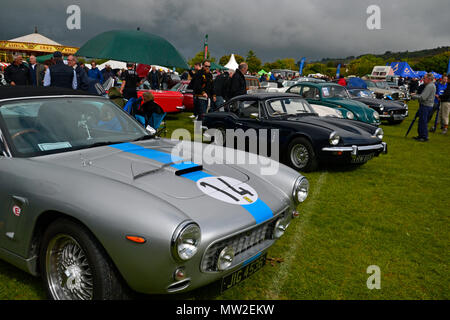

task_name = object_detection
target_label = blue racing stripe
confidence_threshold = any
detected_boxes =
[110,142,273,224]
[243,252,262,266]
[242,198,274,225]
[181,170,213,182]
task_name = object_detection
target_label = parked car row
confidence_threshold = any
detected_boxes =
[202,92,387,172]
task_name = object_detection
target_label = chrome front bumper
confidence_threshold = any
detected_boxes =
[322,142,387,156]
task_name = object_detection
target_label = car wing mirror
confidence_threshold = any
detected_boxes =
[250,113,260,120]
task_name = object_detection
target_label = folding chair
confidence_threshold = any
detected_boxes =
[149,112,167,136]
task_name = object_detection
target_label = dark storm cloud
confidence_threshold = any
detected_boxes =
[1,0,449,63]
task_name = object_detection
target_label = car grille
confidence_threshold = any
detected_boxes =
[201,217,279,272]
[392,109,407,115]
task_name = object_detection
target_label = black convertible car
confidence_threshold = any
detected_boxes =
[347,89,409,124]
[202,93,387,171]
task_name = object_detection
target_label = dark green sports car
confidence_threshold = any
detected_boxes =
[286,82,381,126]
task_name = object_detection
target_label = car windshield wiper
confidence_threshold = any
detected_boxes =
[132,134,154,142]
[76,141,128,150]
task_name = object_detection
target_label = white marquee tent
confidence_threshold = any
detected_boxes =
[224,54,239,71]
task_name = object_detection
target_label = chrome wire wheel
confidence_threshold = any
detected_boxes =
[45,234,94,300]
[290,144,310,169]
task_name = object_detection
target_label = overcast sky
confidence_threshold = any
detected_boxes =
[1,0,449,63]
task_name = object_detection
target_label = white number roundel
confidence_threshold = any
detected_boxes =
[196,176,258,205]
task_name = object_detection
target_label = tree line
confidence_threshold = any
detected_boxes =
[187,47,450,77]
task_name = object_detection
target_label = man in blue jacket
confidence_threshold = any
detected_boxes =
[88,61,104,84]
[429,75,448,131]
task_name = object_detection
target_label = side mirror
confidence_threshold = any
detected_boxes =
[250,113,259,120]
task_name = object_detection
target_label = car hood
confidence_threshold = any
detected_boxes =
[323,97,376,122]
[353,97,406,110]
[33,139,290,227]
[284,116,380,144]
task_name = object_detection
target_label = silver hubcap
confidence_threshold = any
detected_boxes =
[46,235,94,300]
[291,144,309,168]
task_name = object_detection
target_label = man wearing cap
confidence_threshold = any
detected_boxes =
[43,51,77,89]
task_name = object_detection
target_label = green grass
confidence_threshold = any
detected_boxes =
[0,101,448,300]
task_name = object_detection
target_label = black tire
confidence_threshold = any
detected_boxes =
[39,218,131,300]
[287,137,318,172]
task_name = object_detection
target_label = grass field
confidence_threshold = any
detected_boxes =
[0,100,448,300]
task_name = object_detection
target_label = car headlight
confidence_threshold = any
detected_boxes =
[273,217,290,239]
[292,176,309,204]
[374,128,384,140]
[346,111,355,120]
[336,109,344,118]
[217,246,235,271]
[373,111,380,120]
[329,131,340,146]
[379,104,384,111]
[172,222,201,261]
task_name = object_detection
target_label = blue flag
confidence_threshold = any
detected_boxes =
[336,64,341,78]
[299,57,306,76]
[447,58,450,75]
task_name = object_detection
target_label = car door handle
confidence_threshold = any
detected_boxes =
[236,122,244,126]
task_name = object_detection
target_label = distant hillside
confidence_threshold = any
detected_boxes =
[315,46,450,65]
[306,46,450,76]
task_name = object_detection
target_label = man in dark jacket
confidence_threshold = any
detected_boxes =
[213,69,233,107]
[4,54,30,86]
[120,63,143,100]
[437,75,450,134]
[147,66,161,90]
[101,65,114,82]
[43,51,77,89]
[230,63,248,98]
[191,60,216,120]
[67,55,89,91]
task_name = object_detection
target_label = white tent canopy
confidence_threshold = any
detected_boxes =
[224,54,239,71]
[8,33,61,46]
[97,60,127,70]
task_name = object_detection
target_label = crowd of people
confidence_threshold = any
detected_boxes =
[186,60,249,120]
[2,51,449,137]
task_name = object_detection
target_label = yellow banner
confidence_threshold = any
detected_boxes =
[0,41,78,54]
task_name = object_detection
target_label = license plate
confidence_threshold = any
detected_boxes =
[351,153,374,163]
[221,253,267,292]
[393,114,404,120]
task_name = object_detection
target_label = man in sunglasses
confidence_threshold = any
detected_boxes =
[191,60,216,120]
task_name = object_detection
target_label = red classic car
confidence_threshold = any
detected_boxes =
[137,89,185,113]
[169,80,194,111]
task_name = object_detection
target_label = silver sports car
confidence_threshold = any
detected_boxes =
[0,87,309,300]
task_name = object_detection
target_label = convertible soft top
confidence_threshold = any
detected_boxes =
[0,86,96,101]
